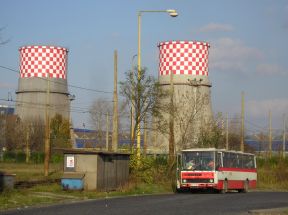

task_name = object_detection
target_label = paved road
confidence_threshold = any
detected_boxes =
[1,191,288,215]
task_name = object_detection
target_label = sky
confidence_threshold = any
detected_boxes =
[0,0,287,136]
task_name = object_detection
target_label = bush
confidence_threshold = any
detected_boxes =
[15,152,26,163]
[3,151,16,162]
[30,152,45,163]
[2,151,63,164]
[129,154,168,184]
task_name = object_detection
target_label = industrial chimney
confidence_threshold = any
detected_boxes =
[156,40,213,152]
[15,45,70,121]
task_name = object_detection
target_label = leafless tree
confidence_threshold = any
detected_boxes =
[89,98,113,146]
[120,67,164,150]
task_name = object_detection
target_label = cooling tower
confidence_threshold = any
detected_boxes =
[15,45,70,121]
[155,41,213,152]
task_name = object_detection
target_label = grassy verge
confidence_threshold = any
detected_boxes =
[0,162,171,211]
[256,157,288,191]
[0,181,171,211]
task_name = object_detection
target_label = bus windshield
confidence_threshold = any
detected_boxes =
[182,151,215,171]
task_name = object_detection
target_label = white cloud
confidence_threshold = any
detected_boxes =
[198,23,234,33]
[209,37,263,73]
[256,64,287,76]
[247,99,288,118]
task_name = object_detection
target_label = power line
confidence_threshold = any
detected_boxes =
[0,65,113,94]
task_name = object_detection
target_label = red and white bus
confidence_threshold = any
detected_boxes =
[176,148,257,193]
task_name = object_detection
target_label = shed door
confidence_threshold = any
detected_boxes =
[104,156,116,191]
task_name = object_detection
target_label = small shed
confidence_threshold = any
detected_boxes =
[61,149,130,191]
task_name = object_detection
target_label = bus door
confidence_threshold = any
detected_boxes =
[216,152,223,170]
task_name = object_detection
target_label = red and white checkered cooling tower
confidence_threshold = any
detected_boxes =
[156,41,213,151]
[19,46,68,79]
[16,45,70,121]
[158,41,209,77]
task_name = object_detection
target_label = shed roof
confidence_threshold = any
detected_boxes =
[58,148,130,156]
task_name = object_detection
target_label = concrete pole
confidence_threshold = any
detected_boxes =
[169,71,175,164]
[44,74,51,177]
[269,110,272,158]
[240,91,245,152]
[143,116,147,156]
[112,50,118,151]
[283,114,286,158]
[106,112,109,151]
[25,123,30,163]
[136,12,142,160]
[226,113,229,150]
[130,54,137,153]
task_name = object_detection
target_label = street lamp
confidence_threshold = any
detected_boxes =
[136,9,178,159]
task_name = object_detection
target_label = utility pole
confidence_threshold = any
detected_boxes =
[130,54,137,153]
[44,74,51,177]
[143,116,147,156]
[169,71,175,166]
[106,112,109,151]
[283,114,286,158]
[269,110,272,158]
[240,91,245,152]
[226,113,229,150]
[25,123,30,163]
[112,50,118,151]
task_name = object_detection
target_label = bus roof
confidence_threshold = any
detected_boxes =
[181,148,255,156]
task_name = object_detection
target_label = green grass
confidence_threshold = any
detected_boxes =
[0,163,63,181]
[0,161,171,211]
[256,157,288,191]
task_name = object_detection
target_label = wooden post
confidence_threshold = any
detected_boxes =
[112,50,118,151]
[106,112,109,151]
[44,74,50,177]
[283,114,286,158]
[240,92,245,152]
[269,110,272,158]
[226,113,229,150]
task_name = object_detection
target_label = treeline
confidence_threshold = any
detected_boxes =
[0,113,71,161]
[1,151,63,164]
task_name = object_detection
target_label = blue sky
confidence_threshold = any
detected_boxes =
[0,0,288,135]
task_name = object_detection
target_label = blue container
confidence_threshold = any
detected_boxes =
[61,173,85,190]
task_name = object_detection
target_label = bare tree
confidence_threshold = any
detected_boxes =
[120,67,164,151]
[156,83,210,152]
[89,98,113,147]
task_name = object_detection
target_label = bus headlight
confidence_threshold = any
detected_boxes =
[209,179,214,183]
[182,179,187,183]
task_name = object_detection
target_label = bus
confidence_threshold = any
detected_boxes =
[176,148,257,193]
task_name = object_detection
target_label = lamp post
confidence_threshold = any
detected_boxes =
[136,9,178,159]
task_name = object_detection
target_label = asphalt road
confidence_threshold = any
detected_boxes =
[1,191,288,215]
